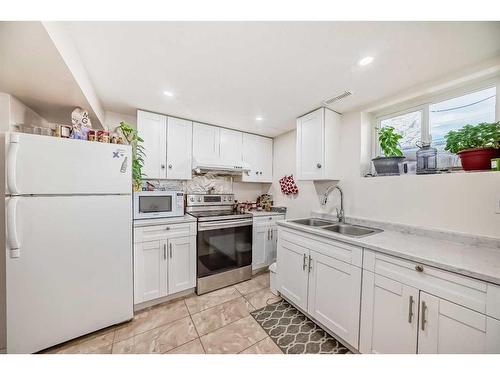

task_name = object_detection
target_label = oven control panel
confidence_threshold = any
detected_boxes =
[186,193,234,206]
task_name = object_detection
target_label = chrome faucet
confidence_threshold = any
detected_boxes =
[321,185,344,222]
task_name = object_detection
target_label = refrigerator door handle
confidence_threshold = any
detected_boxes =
[7,197,21,258]
[7,141,20,194]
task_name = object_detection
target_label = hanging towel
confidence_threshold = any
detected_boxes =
[279,175,299,195]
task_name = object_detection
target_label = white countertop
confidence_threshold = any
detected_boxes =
[278,219,500,285]
[133,214,196,227]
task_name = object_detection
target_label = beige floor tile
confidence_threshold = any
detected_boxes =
[191,297,254,335]
[184,286,241,314]
[112,316,197,354]
[244,288,281,310]
[114,299,189,342]
[200,316,267,354]
[240,337,283,354]
[234,273,269,295]
[45,329,115,354]
[166,339,205,354]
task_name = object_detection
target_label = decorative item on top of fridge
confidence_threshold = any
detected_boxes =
[70,107,92,140]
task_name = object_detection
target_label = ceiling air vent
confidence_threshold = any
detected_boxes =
[322,91,352,109]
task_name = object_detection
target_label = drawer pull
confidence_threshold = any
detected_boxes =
[302,254,307,271]
[415,265,424,272]
[163,243,166,260]
[308,255,313,272]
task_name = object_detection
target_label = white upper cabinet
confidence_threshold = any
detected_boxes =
[242,133,273,183]
[296,107,341,180]
[138,110,192,180]
[166,117,192,180]
[192,122,220,166]
[219,128,243,166]
[137,110,167,179]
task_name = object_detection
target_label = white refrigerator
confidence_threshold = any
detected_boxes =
[1,132,134,353]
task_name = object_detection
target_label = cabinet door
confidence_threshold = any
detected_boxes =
[266,225,278,265]
[277,239,309,311]
[166,117,192,180]
[219,128,243,166]
[192,122,220,165]
[242,134,273,182]
[167,236,196,295]
[359,271,418,353]
[252,224,268,270]
[307,250,362,348]
[418,292,500,354]
[134,239,167,304]
[137,110,167,179]
[296,108,324,180]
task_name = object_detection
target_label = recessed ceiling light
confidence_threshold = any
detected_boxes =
[255,116,264,121]
[163,91,174,97]
[358,56,374,66]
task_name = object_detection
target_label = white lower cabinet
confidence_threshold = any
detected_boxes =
[360,250,500,354]
[359,271,418,353]
[277,228,362,348]
[134,222,196,305]
[307,251,362,347]
[252,215,284,271]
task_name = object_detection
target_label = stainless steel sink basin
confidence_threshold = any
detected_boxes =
[322,223,383,237]
[289,218,336,227]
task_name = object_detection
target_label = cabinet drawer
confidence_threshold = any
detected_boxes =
[279,228,362,267]
[134,222,196,243]
[364,250,490,316]
[253,215,285,226]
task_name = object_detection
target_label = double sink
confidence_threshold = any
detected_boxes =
[289,218,383,238]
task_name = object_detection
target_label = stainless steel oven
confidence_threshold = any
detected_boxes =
[133,190,185,220]
[186,193,253,294]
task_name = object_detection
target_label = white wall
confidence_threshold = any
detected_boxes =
[0,93,49,133]
[270,112,500,238]
[103,111,137,132]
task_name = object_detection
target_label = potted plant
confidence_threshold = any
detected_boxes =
[444,122,500,171]
[118,121,145,191]
[372,126,405,175]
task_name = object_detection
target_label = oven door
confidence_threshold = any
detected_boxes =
[197,218,253,278]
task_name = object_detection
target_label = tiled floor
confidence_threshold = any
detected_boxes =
[43,272,283,354]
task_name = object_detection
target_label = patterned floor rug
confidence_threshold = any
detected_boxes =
[250,299,350,354]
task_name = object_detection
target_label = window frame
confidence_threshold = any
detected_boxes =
[372,78,500,164]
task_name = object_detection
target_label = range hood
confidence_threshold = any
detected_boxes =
[192,158,251,175]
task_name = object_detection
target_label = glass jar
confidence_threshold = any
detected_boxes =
[416,142,437,174]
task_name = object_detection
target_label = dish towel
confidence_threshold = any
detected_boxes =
[279,175,299,195]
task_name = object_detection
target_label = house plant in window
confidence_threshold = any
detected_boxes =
[444,122,500,171]
[372,126,406,175]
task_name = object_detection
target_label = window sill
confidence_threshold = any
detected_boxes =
[364,169,499,178]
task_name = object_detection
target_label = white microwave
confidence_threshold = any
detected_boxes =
[133,191,185,220]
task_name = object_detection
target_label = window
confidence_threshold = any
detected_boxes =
[379,110,422,160]
[430,87,496,168]
[375,85,497,170]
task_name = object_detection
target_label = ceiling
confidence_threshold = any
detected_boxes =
[0,22,101,126]
[60,22,500,136]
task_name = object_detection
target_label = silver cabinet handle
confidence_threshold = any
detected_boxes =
[421,301,427,331]
[163,243,166,260]
[270,229,273,239]
[308,255,312,272]
[316,163,322,169]
[168,164,173,169]
[415,265,424,272]
[169,243,173,258]
[302,254,307,271]
[408,295,414,323]
[161,164,166,169]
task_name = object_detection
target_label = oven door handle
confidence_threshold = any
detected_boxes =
[198,219,253,231]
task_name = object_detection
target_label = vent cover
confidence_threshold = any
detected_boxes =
[322,91,352,108]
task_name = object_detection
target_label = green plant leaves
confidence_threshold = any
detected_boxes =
[444,122,500,154]
[377,126,404,157]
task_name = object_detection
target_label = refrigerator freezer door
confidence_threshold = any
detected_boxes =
[7,133,131,195]
[5,195,133,353]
